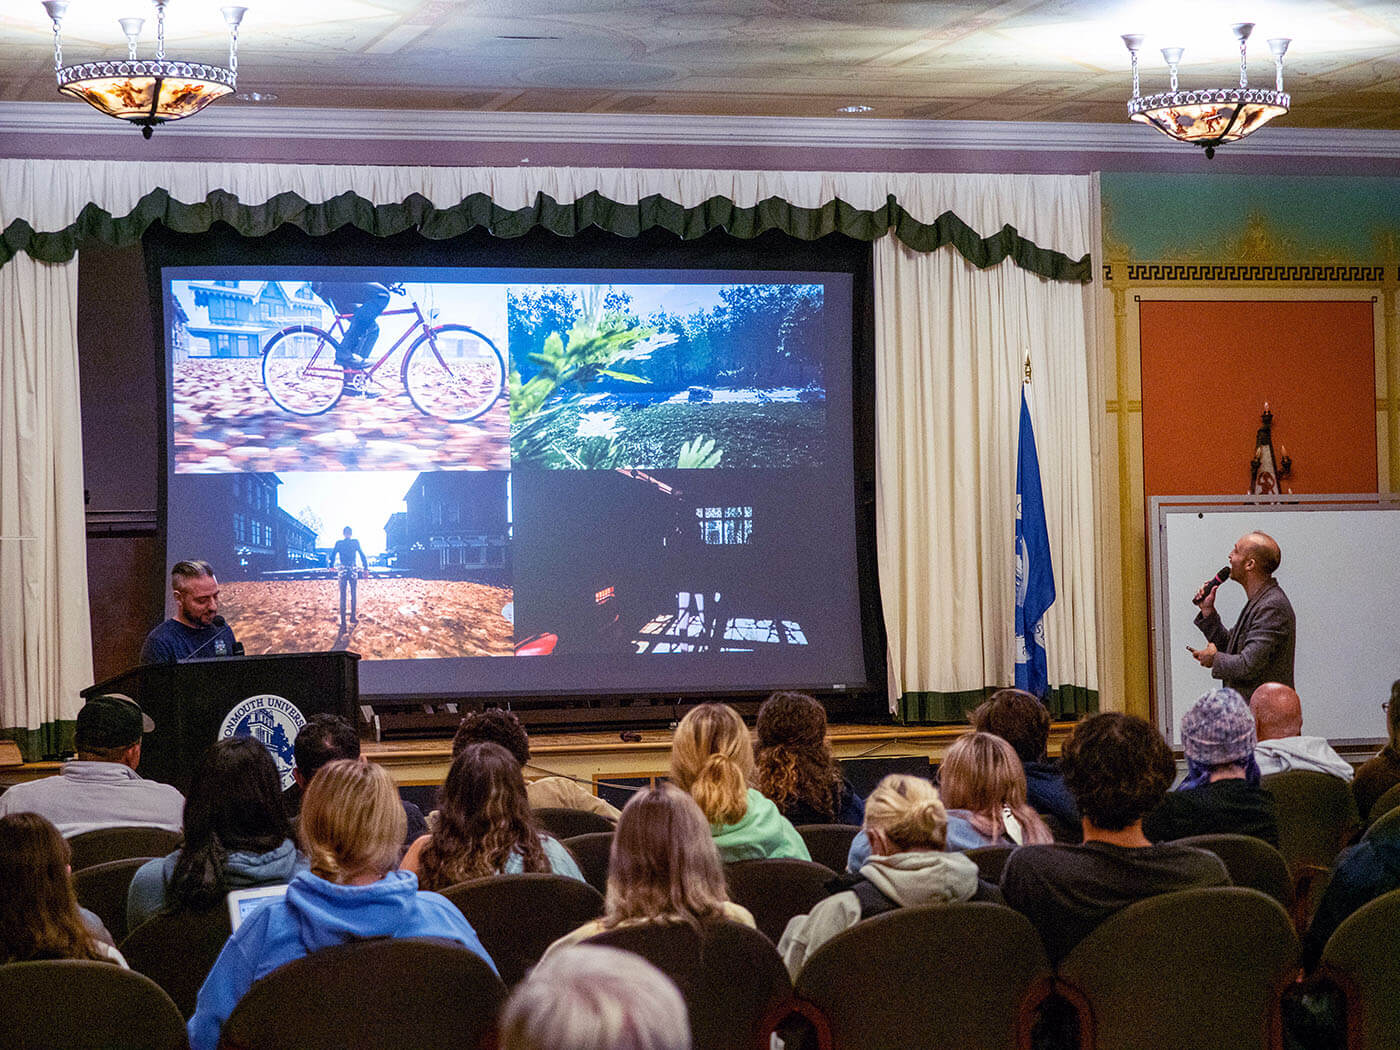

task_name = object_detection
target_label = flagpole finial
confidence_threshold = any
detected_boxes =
[1023,352,1033,386]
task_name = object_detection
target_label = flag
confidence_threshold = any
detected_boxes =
[1015,387,1056,699]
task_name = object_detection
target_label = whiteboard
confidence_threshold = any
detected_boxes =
[1150,496,1400,748]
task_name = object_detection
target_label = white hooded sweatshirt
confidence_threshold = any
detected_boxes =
[1254,736,1353,781]
[777,849,979,977]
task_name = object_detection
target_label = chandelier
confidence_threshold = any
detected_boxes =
[41,1,247,139]
[1121,23,1291,158]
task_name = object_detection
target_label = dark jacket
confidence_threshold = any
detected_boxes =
[1194,578,1295,699]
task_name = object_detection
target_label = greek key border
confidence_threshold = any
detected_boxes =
[1104,262,1391,284]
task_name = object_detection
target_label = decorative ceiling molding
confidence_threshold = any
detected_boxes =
[4,101,1400,159]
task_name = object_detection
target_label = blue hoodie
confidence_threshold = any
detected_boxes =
[187,869,495,1050]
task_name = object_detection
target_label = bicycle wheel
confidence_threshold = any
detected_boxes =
[262,326,345,416]
[402,324,506,422]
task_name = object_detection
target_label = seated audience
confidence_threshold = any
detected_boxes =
[778,773,978,976]
[1302,808,1400,971]
[290,713,426,848]
[188,759,494,1050]
[499,944,692,1050]
[755,691,864,826]
[1351,680,1400,822]
[1001,713,1230,963]
[0,812,126,966]
[402,741,584,889]
[127,736,306,931]
[1250,682,1352,780]
[669,703,810,862]
[970,688,1080,835]
[451,707,620,820]
[1143,687,1280,847]
[938,732,1053,849]
[0,694,182,836]
[544,782,755,957]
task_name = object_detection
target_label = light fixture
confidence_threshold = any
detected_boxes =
[1121,23,1290,158]
[41,1,247,139]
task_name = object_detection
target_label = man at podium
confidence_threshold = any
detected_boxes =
[139,560,240,664]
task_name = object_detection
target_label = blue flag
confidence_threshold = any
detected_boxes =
[1015,388,1056,699]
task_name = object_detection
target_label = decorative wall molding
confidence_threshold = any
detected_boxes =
[5,101,1400,158]
[1107,262,1390,284]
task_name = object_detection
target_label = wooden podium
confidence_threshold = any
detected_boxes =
[81,652,359,793]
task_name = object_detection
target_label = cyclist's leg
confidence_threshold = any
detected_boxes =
[339,573,348,624]
[349,574,359,621]
[338,285,390,366]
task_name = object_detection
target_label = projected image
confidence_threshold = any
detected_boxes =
[509,283,827,471]
[169,279,510,473]
[169,470,514,659]
[511,468,836,656]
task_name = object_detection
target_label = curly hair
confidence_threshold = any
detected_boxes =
[969,689,1051,765]
[755,692,844,822]
[1061,713,1175,831]
[452,708,531,765]
[418,742,550,890]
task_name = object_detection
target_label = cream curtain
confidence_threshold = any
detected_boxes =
[874,200,1098,718]
[0,159,1095,748]
[0,252,91,756]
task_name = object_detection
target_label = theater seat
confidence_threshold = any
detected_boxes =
[218,937,504,1050]
[0,959,186,1050]
[72,856,157,945]
[120,905,233,1018]
[1317,886,1400,1050]
[67,827,181,872]
[1262,770,1357,872]
[440,872,603,986]
[794,824,861,873]
[560,831,614,894]
[531,806,615,839]
[589,919,793,1050]
[1173,833,1294,909]
[792,901,1050,1050]
[724,857,835,944]
[1056,886,1299,1050]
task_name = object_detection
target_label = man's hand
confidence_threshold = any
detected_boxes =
[1193,582,1216,617]
[1188,642,1218,668]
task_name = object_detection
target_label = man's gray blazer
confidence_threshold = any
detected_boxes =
[1194,577,1296,700]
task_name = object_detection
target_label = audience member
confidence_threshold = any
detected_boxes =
[938,732,1053,849]
[402,741,584,889]
[754,691,863,826]
[1143,688,1280,847]
[187,759,494,1050]
[127,736,306,931]
[452,708,620,820]
[0,812,126,966]
[1301,808,1400,972]
[1351,680,1400,822]
[544,783,754,957]
[1250,682,1352,780]
[289,713,426,848]
[0,694,182,836]
[970,688,1079,835]
[669,703,810,862]
[499,944,691,1050]
[1001,713,1230,964]
[778,774,977,976]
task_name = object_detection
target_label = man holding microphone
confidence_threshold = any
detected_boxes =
[1187,531,1296,699]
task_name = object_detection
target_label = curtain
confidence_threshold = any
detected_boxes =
[0,252,91,757]
[0,160,1095,751]
[874,186,1099,721]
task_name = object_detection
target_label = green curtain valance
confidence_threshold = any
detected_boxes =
[1,187,1091,282]
[895,684,1098,724]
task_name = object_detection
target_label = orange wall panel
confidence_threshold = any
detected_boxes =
[1139,300,1378,500]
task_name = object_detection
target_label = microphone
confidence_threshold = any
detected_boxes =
[1192,566,1230,607]
[180,615,234,662]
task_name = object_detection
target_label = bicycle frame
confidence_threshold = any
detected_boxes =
[327,300,432,377]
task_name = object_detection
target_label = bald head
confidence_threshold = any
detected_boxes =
[1244,532,1281,576]
[1250,682,1303,741]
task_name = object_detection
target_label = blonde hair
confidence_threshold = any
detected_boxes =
[863,774,949,852]
[499,944,691,1050]
[299,759,406,882]
[603,783,730,929]
[938,732,1053,845]
[669,704,753,826]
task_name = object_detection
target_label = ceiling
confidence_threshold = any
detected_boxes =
[4,0,1400,130]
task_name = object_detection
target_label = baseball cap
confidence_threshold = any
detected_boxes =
[75,694,155,751]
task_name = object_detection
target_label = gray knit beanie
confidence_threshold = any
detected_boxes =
[1181,688,1256,767]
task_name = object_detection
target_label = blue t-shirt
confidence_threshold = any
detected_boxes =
[140,618,238,664]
